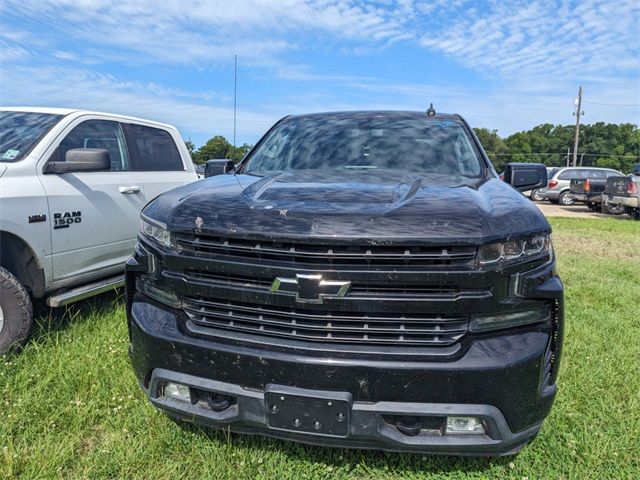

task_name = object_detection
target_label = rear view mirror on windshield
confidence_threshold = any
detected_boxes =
[503,163,548,192]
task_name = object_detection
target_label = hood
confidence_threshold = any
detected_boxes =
[143,171,549,245]
[0,164,6,178]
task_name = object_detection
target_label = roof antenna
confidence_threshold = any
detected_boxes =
[426,103,436,117]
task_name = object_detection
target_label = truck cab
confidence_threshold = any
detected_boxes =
[0,107,198,353]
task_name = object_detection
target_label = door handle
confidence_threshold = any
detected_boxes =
[119,186,141,194]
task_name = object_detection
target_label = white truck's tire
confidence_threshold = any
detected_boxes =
[0,267,33,354]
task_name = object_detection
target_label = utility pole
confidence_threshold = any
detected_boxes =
[233,54,237,149]
[572,86,584,167]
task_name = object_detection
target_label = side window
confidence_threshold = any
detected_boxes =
[558,169,578,180]
[56,120,130,171]
[125,124,184,171]
[588,169,605,178]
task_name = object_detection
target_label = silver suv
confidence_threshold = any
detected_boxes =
[538,167,623,206]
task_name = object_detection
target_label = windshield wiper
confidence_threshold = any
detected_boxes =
[343,165,378,170]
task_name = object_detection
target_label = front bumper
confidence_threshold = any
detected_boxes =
[128,294,561,455]
[139,366,542,456]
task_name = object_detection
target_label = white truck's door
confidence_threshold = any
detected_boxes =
[39,117,146,285]
[121,123,197,202]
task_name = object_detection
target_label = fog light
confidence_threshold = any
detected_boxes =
[136,277,180,307]
[163,382,191,402]
[446,416,485,435]
[469,307,550,333]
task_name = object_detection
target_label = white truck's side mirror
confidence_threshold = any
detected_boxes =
[44,148,111,174]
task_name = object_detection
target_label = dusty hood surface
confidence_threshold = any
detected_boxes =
[143,171,549,245]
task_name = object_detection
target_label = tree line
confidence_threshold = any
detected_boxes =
[186,122,640,173]
[186,136,252,164]
[474,122,640,173]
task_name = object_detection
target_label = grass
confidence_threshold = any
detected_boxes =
[1,217,639,479]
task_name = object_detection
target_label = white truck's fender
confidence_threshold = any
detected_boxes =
[0,157,52,285]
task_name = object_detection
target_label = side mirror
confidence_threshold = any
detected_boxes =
[503,163,548,192]
[44,148,111,174]
[204,159,235,178]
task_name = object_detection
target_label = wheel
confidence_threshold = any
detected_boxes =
[558,191,574,206]
[531,190,544,202]
[634,209,640,221]
[0,267,33,354]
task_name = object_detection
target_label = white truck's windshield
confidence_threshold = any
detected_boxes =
[244,114,485,180]
[0,111,62,162]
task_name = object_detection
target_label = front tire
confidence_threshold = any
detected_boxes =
[0,267,33,354]
[558,191,574,206]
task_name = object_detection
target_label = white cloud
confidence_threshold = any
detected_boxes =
[0,64,278,143]
[0,0,637,141]
[418,0,640,88]
[1,0,408,66]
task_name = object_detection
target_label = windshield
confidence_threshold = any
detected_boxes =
[243,114,485,181]
[0,112,63,162]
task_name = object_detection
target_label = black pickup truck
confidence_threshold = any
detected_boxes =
[603,165,640,220]
[125,110,563,456]
[569,168,623,213]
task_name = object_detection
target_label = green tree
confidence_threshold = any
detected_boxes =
[476,122,639,172]
[194,135,233,164]
[473,128,507,170]
[228,143,252,163]
[192,135,253,164]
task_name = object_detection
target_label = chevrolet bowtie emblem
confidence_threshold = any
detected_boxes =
[270,274,351,304]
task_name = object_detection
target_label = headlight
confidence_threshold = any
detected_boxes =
[478,234,551,264]
[140,218,173,248]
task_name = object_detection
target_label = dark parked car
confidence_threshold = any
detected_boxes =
[126,110,563,456]
[603,166,640,220]
[569,168,624,212]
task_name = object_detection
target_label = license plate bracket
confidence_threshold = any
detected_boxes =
[265,385,352,437]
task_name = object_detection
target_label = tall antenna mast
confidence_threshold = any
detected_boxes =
[233,54,237,148]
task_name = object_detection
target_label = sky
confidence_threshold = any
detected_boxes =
[0,0,639,147]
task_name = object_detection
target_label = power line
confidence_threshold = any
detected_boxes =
[582,100,640,107]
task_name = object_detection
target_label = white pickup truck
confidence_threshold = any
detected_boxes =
[0,107,198,353]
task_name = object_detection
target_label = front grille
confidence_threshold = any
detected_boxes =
[180,269,486,299]
[176,234,477,267]
[183,297,468,346]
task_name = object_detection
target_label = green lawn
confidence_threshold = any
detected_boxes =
[1,218,639,479]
